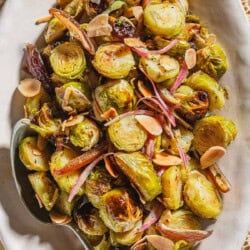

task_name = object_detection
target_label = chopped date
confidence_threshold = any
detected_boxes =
[113,19,136,39]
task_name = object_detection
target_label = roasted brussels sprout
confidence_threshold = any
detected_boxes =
[25,87,50,119]
[183,171,222,219]
[197,44,228,79]
[84,166,112,208]
[186,71,225,111]
[55,191,76,216]
[93,235,111,250]
[175,85,209,123]
[154,36,190,57]
[139,54,180,83]
[193,115,237,155]
[19,136,50,171]
[110,220,143,246]
[75,203,108,236]
[162,166,183,210]
[29,103,61,138]
[161,127,193,155]
[50,148,84,196]
[69,118,100,150]
[159,209,201,231]
[108,115,147,152]
[55,81,91,113]
[95,79,135,114]
[50,42,86,80]
[144,2,185,38]
[180,158,200,183]
[114,152,162,202]
[99,188,142,232]
[92,43,135,79]
[28,172,59,211]
[174,240,192,250]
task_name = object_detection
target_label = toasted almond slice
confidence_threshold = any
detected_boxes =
[137,80,153,97]
[185,48,197,69]
[200,146,226,169]
[101,107,118,120]
[132,6,143,21]
[135,115,163,136]
[50,211,72,225]
[86,14,112,37]
[124,37,147,48]
[104,155,119,178]
[61,114,84,131]
[153,152,182,166]
[146,235,174,250]
[206,164,231,193]
[18,78,41,97]
[35,15,52,25]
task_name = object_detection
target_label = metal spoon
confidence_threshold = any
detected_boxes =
[10,118,92,249]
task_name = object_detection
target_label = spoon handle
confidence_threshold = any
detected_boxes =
[66,222,93,250]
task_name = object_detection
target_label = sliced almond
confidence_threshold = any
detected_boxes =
[132,6,143,21]
[135,115,163,136]
[61,114,84,131]
[185,48,197,69]
[153,152,182,166]
[49,211,72,225]
[18,78,41,97]
[137,80,153,97]
[101,107,118,120]
[104,155,119,178]
[35,15,52,25]
[200,146,226,169]
[86,14,112,37]
[124,37,147,48]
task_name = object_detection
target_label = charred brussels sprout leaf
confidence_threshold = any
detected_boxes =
[75,203,108,236]
[193,115,237,155]
[110,220,143,246]
[19,136,50,171]
[162,166,183,210]
[197,44,228,79]
[99,188,142,232]
[50,42,86,80]
[108,115,147,152]
[183,171,222,219]
[139,54,180,83]
[50,148,84,196]
[95,79,135,114]
[186,71,225,111]
[55,81,91,113]
[114,152,162,202]
[69,118,100,151]
[28,172,59,211]
[92,43,135,79]
[84,166,112,208]
[144,2,185,38]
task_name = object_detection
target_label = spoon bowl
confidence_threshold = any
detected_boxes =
[10,118,92,249]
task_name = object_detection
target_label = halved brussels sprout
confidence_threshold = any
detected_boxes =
[186,71,225,111]
[19,136,50,171]
[84,166,112,208]
[28,172,59,211]
[92,43,135,79]
[55,191,76,216]
[95,79,135,114]
[197,44,228,79]
[144,2,185,38]
[193,115,237,155]
[74,203,108,236]
[99,188,142,232]
[139,54,180,83]
[50,42,86,80]
[50,148,84,196]
[161,127,193,155]
[69,118,100,150]
[183,171,222,219]
[174,240,192,250]
[93,234,111,250]
[154,36,190,57]
[110,220,143,246]
[108,115,147,152]
[114,152,162,202]
[159,209,201,231]
[162,166,183,210]
[25,87,50,119]
[175,85,209,123]
[55,81,91,113]
[180,158,200,183]
[29,103,61,138]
